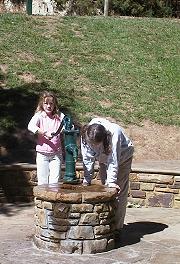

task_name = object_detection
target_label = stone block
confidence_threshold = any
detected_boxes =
[83,238,107,254]
[138,174,174,184]
[69,212,81,218]
[55,192,82,203]
[94,204,104,213]
[147,192,173,208]
[94,203,110,213]
[43,201,53,210]
[68,219,79,226]
[129,173,139,182]
[94,225,110,235]
[131,190,146,198]
[155,187,179,194]
[168,183,180,189]
[174,194,180,201]
[48,224,68,232]
[71,203,94,213]
[130,182,140,190]
[68,226,94,239]
[36,208,47,228]
[155,184,167,188]
[60,240,83,254]
[127,197,145,207]
[41,229,66,240]
[99,211,111,219]
[48,216,69,226]
[82,189,116,203]
[53,203,70,218]
[174,176,180,182]
[79,213,99,225]
[34,198,42,208]
[33,236,60,251]
[174,200,180,209]
[141,183,155,191]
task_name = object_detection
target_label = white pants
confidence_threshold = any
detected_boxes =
[36,152,62,185]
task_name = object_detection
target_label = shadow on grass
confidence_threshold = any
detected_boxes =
[0,82,77,164]
[115,221,168,248]
[0,81,79,208]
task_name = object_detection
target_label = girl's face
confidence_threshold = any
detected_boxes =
[86,138,102,149]
[43,96,55,115]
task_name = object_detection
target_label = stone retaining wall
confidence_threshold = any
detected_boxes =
[129,172,180,209]
[0,163,180,208]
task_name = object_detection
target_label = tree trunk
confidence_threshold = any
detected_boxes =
[104,0,109,16]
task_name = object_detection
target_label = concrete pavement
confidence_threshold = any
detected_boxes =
[0,203,180,264]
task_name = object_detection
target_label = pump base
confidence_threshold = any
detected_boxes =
[63,178,80,184]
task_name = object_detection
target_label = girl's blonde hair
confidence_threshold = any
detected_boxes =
[81,123,112,155]
[35,91,59,116]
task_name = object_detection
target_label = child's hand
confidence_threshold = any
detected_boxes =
[107,183,121,194]
[44,131,53,140]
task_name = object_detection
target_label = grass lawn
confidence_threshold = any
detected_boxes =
[0,13,180,132]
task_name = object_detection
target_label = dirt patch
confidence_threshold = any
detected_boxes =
[124,120,180,161]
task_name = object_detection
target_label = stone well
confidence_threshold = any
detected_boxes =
[33,183,117,254]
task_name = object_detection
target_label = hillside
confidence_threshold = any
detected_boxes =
[0,14,180,162]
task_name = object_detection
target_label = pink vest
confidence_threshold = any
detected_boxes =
[36,112,63,154]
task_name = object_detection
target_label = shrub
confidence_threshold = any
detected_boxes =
[55,0,175,17]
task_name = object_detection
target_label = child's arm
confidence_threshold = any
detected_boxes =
[28,113,41,134]
[81,138,96,185]
[28,113,47,137]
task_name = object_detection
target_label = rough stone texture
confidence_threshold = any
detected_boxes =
[140,182,155,191]
[130,182,140,190]
[0,161,180,208]
[128,167,180,208]
[60,240,83,254]
[175,176,180,182]
[83,239,107,254]
[33,184,116,254]
[147,192,173,208]
[131,190,146,198]
[138,174,174,184]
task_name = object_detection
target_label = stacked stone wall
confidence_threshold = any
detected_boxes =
[128,172,180,209]
[34,197,116,254]
[0,163,180,208]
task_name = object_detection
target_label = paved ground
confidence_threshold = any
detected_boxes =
[0,203,180,264]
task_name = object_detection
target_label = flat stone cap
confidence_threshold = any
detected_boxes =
[33,183,117,203]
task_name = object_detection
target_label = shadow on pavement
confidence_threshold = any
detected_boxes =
[115,221,168,248]
[0,202,34,217]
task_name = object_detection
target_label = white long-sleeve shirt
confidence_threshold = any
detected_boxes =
[81,118,134,184]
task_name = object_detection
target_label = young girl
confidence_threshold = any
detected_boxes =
[81,117,134,233]
[28,91,65,185]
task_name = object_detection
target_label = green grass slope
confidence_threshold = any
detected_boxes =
[0,14,180,128]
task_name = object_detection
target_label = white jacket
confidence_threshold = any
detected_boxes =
[81,118,134,184]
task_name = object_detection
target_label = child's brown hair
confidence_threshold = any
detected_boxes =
[81,123,111,155]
